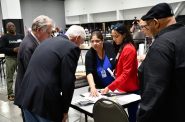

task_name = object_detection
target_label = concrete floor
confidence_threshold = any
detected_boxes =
[0,78,94,122]
[0,80,23,122]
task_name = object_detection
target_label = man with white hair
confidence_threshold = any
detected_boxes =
[65,25,86,46]
[16,25,86,122]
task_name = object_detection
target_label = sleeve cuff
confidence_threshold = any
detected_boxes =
[108,83,117,92]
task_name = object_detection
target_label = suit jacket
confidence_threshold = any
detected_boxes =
[17,35,80,122]
[14,32,39,106]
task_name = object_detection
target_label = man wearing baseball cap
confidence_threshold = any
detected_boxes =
[138,3,185,122]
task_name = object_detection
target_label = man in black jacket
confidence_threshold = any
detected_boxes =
[0,22,24,101]
[17,25,86,122]
[137,3,185,122]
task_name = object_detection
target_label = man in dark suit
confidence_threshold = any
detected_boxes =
[15,15,53,106]
[16,25,86,122]
[14,15,53,121]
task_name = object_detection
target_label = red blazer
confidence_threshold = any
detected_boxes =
[108,43,139,92]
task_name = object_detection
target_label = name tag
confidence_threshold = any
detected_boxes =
[101,69,107,78]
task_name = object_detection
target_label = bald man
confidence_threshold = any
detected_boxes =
[0,22,24,101]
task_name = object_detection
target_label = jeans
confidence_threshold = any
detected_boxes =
[127,90,140,122]
[23,109,51,122]
[128,101,139,122]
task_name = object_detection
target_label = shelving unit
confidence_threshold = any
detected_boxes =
[66,20,133,41]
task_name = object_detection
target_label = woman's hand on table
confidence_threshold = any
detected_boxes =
[101,87,110,94]
[90,87,99,97]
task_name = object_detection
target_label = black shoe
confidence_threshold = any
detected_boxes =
[8,95,14,101]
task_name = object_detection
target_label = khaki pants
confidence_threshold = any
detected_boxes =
[5,56,17,96]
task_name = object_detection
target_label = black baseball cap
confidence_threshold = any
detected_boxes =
[141,3,174,20]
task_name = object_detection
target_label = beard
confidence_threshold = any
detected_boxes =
[8,30,15,34]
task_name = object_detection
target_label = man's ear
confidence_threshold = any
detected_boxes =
[76,35,81,41]
[36,27,42,32]
[75,35,83,46]
[70,36,78,43]
[154,19,160,28]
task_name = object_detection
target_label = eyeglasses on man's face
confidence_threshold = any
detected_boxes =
[140,18,157,29]
[140,24,149,30]
[140,21,154,30]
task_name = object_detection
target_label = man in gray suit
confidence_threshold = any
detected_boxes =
[15,15,53,105]
[14,15,53,121]
[16,25,86,122]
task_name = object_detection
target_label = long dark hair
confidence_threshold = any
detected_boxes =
[112,23,135,53]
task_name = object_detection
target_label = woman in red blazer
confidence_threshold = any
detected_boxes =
[102,23,139,122]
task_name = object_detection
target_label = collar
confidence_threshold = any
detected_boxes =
[154,23,184,39]
[60,34,69,40]
[31,31,40,44]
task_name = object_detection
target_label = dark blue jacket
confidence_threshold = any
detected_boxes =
[16,35,80,122]
[15,32,39,106]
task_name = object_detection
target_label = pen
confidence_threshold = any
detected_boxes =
[107,68,115,79]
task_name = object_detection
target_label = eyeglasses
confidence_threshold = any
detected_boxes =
[139,19,154,30]
[140,24,149,30]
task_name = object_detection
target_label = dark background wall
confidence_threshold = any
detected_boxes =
[2,19,24,35]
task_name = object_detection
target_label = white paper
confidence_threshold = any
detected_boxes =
[107,68,115,79]
[117,94,141,105]
[139,44,145,56]
[81,92,107,103]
